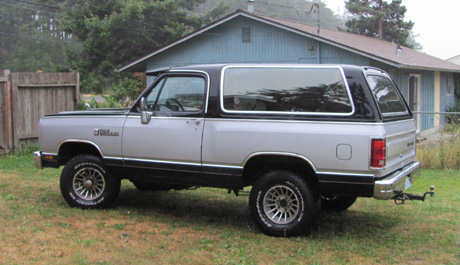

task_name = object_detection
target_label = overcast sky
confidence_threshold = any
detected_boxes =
[324,0,460,60]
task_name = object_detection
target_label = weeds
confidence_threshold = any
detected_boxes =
[417,124,460,169]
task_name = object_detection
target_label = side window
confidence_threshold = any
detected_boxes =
[221,67,353,115]
[366,75,409,117]
[144,76,205,116]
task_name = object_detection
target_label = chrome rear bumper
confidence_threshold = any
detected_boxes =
[373,161,421,200]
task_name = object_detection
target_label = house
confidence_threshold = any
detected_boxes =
[119,9,460,132]
[448,55,460,65]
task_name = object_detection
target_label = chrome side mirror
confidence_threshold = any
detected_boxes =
[140,97,151,124]
[140,97,147,111]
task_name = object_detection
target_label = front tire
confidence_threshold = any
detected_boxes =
[249,171,317,237]
[60,155,120,209]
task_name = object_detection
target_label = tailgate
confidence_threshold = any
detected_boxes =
[386,130,417,167]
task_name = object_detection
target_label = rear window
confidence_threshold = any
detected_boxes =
[366,75,409,117]
[221,66,354,115]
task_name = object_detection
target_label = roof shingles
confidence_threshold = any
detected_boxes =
[119,9,460,73]
[249,11,460,72]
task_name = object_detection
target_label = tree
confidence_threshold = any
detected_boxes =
[197,0,344,30]
[59,0,229,92]
[344,0,414,47]
[0,0,75,72]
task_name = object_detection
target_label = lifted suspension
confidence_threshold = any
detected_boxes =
[392,186,435,205]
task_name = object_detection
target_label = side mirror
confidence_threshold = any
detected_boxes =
[140,97,151,124]
[140,97,147,111]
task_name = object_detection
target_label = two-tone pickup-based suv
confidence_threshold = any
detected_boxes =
[34,64,433,237]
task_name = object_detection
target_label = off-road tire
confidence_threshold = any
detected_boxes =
[60,155,120,209]
[249,170,317,237]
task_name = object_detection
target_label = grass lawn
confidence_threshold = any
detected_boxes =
[0,153,459,264]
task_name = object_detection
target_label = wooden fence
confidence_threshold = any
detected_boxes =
[0,70,79,153]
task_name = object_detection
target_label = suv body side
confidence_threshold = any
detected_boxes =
[37,64,417,197]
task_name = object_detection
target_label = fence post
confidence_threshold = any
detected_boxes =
[0,69,13,153]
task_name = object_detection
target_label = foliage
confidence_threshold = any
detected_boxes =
[417,126,460,170]
[343,0,414,47]
[110,77,143,107]
[76,97,123,110]
[0,0,228,94]
[59,0,228,93]
[445,100,460,126]
[0,0,78,72]
[198,0,345,30]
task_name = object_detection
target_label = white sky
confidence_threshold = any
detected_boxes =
[323,0,460,60]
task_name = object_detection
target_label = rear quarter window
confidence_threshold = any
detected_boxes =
[366,75,409,118]
[221,66,354,116]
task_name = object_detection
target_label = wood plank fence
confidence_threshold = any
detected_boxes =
[0,70,79,153]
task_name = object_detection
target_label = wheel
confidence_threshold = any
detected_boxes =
[249,171,317,237]
[60,155,120,209]
[320,195,357,211]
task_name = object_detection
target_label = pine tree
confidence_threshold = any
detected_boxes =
[344,0,414,47]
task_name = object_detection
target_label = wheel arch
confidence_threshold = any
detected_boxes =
[242,152,318,187]
[57,140,103,166]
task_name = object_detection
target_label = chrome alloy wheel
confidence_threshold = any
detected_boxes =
[263,185,300,224]
[72,167,106,200]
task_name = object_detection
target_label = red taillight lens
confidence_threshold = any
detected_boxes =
[371,139,386,168]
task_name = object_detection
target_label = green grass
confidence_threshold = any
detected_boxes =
[0,153,459,264]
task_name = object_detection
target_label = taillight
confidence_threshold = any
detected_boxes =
[371,139,386,168]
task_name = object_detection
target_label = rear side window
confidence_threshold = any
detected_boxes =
[221,66,354,115]
[366,75,409,117]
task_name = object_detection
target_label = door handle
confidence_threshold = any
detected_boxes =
[186,119,201,126]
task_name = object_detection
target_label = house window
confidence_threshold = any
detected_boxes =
[447,74,452,95]
[242,27,251,43]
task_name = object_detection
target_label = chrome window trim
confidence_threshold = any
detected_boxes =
[202,163,243,169]
[123,157,201,167]
[220,65,355,116]
[168,70,211,114]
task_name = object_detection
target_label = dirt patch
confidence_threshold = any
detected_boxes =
[417,130,455,147]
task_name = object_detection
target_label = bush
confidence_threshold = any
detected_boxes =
[446,100,460,126]
[111,77,143,107]
[76,97,123,110]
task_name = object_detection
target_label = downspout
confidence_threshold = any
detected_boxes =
[317,41,321,64]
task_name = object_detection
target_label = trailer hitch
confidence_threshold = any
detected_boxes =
[392,186,435,205]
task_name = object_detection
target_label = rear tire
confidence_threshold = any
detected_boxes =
[60,155,120,209]
[249,170,317,237]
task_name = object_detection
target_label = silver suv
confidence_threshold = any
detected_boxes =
[34,64,430,237]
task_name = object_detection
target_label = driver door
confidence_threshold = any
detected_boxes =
[122,74,206,183]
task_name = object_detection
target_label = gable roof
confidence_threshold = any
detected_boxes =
[119,9,460,73]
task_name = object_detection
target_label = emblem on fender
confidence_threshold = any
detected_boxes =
[94,128,119,137]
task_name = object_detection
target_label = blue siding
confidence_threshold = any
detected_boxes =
[142,16,456,132]
[147,17,369,70]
